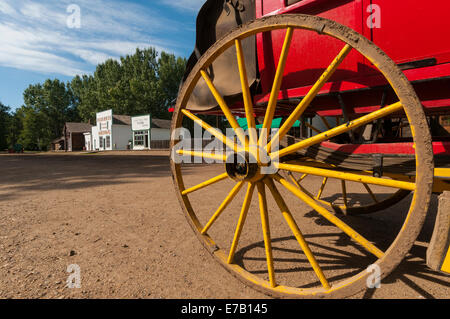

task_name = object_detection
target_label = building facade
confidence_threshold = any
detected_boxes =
[131,115,151,150]
[90,110,132,151]
[131,115,171,150]
[84,110,170,151]
[63,122,93,151]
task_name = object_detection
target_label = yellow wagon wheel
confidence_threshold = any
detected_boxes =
[170,15,433,298]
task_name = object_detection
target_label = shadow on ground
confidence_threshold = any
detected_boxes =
[0,155,199,202]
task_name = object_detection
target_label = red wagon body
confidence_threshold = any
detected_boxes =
[256,0,450,100]
[250,0,450,156]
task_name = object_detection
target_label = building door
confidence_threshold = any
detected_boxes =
[106,136,111,150]
[144,132,149,149]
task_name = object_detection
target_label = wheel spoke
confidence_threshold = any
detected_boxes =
[298,173,308,183]
[235,39,257,146]
[320,116,332,130]
[259,27,294,148]
[305,122,323,134]
[272,101,404,159]
[228,183,255,264]
[288,172,334,208]
[200,70,247,146]
[341,180,348,209]
[276,162,416,191]
[256,182,276,287]
[287,171,308,184]
[267,44,352,152]
[182,172,229,195]
[363,183,379,203]
[181,109,241,152]
[176,149,227,162]
[264,178,331,290]
[273,174,384,258]
[288,171,315,198]
[317,177,328,200]
[201,181,245,234]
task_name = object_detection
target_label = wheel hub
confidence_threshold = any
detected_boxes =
[225,152,262,182]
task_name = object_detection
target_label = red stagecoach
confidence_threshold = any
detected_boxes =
[170,0,450,298]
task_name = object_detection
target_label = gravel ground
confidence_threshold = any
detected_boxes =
[0,152,448,299]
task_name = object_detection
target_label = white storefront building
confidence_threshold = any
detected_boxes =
[83,131,92,151]
[90,109,132,151]
[85,110,170,151]
[132,115,151,150]
[131,114,171,150]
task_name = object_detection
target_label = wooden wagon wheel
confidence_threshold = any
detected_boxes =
[170,15,434,298]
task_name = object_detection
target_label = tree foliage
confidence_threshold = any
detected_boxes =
[0,102,11,150]
[71,48,186,123]
[7,107,24,148]
[16,79,79,150]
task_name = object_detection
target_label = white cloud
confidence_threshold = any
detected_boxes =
[20,1,66,23]
[161,0,205,12]
[0,44,87,76]
[0,1,16,15]
[0,0,186,77]
[71,49,115,66]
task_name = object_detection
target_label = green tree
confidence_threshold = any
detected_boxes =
[7,108,24,148]
[71,47,186,122]
[70,74,98,123]
[21,79,78,150]
[18,105,50,151]
[157,52,186,115]
[0,102,11,150]
[122,47,161,117]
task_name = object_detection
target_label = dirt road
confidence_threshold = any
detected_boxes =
[0,153,448,298]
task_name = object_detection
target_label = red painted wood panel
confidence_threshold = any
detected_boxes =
[371,0,450,65]
[257,0,366,94]
[319,140,450,155]
[253,0,450,113]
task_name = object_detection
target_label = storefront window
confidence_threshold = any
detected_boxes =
[134,131,149,147]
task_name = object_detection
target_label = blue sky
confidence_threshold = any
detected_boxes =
[0,0,205,111]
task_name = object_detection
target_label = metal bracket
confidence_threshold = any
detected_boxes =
[372,154,383,178]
